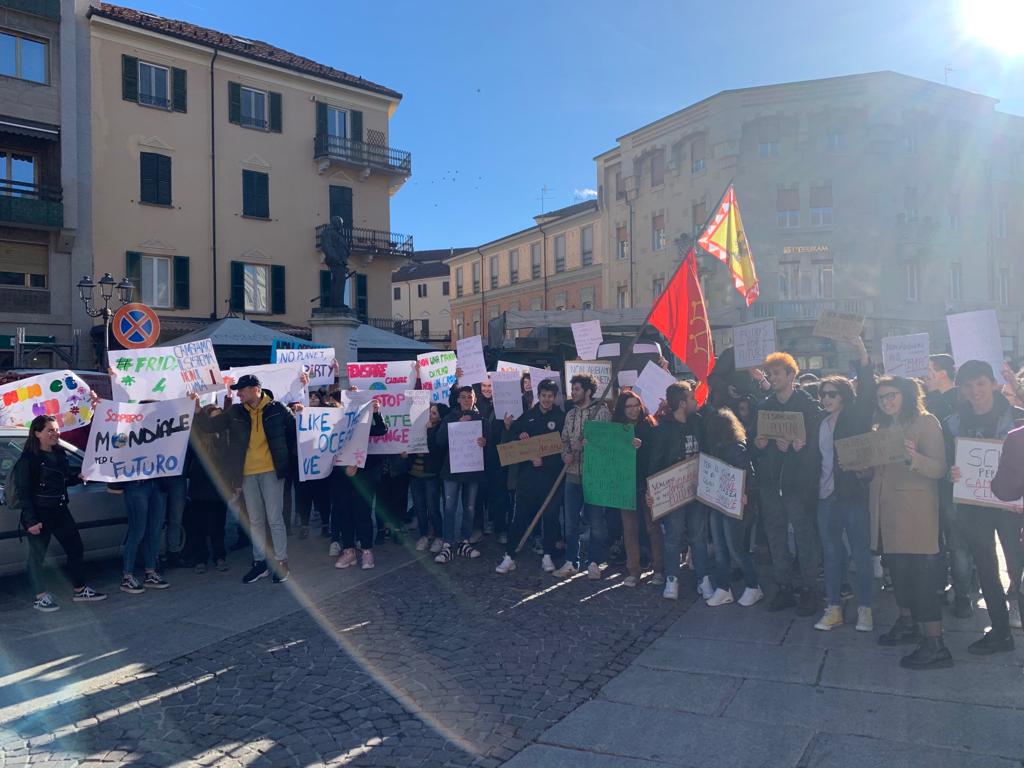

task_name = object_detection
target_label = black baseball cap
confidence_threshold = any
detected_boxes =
[230,374,261,390]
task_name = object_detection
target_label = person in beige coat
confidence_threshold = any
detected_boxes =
[869,376,951,670]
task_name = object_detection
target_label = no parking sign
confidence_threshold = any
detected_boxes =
[112,303,161,349]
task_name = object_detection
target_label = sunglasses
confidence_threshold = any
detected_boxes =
[820,390,840,399]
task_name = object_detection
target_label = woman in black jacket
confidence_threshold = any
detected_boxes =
[409,403,449,552]
[12,415,106,612]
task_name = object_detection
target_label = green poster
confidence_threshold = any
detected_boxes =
[583,421,636,510]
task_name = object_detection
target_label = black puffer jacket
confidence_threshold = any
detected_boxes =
[11,446,81,529]
[197,393,297,481]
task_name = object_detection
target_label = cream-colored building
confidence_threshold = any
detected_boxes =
[86,3,411,358]
[391,248,468,349]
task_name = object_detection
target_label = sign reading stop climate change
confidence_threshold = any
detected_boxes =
[0,370,93,430]
[346,361,417,454]
[82,398,193,482]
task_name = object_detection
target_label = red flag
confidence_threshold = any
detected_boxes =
[648,248,716,404]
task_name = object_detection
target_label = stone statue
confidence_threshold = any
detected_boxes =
[319,215,352,310]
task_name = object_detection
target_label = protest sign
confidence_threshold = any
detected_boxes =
[646,457,699,521]
[108,346,186,402]
[274,346,335,388]
[173,338,223,396]
[406,390,432,453]
[881,333,930,378]
[947,310,1004,376]
[813,310,864,342]
[571,320,603,361]
[565,360,613,399]
[227,363,308,406]
[0,370,94,431]
[633,343,661,355]
[491,371,524,420]
[757,410,807,443]
[448,420,484,473]
[496,360,526,375]
[583,421,636,510]
[270,338,328,358]
[953,437,1023,512]
[696,453,745,519]
[712,327,734,353]
[82,398,192,481]
[618,370,638,388]
[834,428,907,471]
[733,319,777,369]
[497,432,563,467]
[456,335,488,386]
[295,394,374,479]
[333,391,374,468]
[346,360,417,454]
[417,350,458,403]
[597,343,620,359]
[529,366,564,406]
[632,361,675,408]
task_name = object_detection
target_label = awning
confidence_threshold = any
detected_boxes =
[0,116,59,141]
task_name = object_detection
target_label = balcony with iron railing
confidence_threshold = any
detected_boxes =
[0,181,63,229]
[314,134,412,177]
[315,224,414,259]
[365,315,450,344]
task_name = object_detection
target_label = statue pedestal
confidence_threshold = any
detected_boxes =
[310,310,361,387]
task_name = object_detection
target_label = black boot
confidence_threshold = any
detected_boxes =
[796,588,819,617]
[967,629,1014,656]
[877,616,922,646]
[900,636,953,670]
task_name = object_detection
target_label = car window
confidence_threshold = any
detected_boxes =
[0,436,26,487]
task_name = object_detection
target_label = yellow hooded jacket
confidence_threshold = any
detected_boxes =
[243,392,274,476]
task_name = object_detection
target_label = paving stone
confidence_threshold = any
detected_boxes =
[797,732,1021,768]
[503,744,680,767]
[634,636,825,684]
[662,603,795,645]
[598,666,741,716]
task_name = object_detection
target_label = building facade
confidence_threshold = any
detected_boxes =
[391,247,467,349]
[86,2,411,359]
[596,71,1023,371]
[0,0,91,367]
[447,199,603,341]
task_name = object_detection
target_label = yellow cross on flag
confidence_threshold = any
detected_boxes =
[697,185,759,306]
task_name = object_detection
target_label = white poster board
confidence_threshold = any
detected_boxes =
[274,346,335,388]
[296,395,373,479]
[696,453,746,519]
[0,370,94,431]
[491,371,524,420]
[333,391,374,468]
[732,319,777,370]
[108,346,186,402]
[82,398,193,481]
[417,350,458,404]
[647,457,700,521]
[227,364,308,406]
[633,343,661,355]
[346,360,417,454]
[172,339,223,396]
[447,420,484,473]
[632,361,675,409]
[495,360,527,376]
[529,366,564,406]
[947,310,1004,376]
[565,360,613,400]
[953,437,1023,512]
[456,335,488,386]
[406,390,432,453]
[881,333,930,378]
[570,320,603,361]
[618,370,638,388]
[597,343,620,359]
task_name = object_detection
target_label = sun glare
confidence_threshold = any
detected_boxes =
[960,0,1024,57]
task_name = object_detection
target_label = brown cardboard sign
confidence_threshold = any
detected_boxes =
[497,431,564,467]
[757,410,807,443]
[646,457,700,521]
[834,428,908,471]
[813,310,864,341]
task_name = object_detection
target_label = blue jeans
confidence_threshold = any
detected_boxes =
[410,475,442,538]
[162,475,187,555]
[442,479,478,544]
[122,480,167,574]
[818,493,873,608]
[564,479,607,567]
[661,502,709,581]
[709,509,759,590]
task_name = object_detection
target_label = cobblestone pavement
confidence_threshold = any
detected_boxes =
[0,539,685,767]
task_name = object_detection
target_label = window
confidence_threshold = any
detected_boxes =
[580,226,594,266]
[0,241,46,288]
[471,262,480,293]
[139,152,172,206]
[531,243,541,278]
[530,297,542,311]
[817,263,834,299]
[616,285,628,309]
[652,276,665,298]
[651,214,665,250]
[442,280,450,297]
[903,187,918,222]
[244,263,270,313]
[616,225,628,260]
[778,263,800,299]
[509,248,519,284]
[393,286,401,301]
[949,263,962,301]
[948,194,960,233]
[139,255,171,308]
[417,283,427,298]
[580,286,595,310]
[240,86,268,129]
[456,317,464,339]
[614,169,624,200]
[996,203,1008,239]
[138,61,169,108]
[809,185,832,226]
[230,82,280,132]
[650,150,665,187]
[326,106,347,138]
[0,31,47,84]
[455,267,463,297]
[554,292,567,311]
[691,202,707,236]
[905,262,919,301]
[0,150,34,196]
[471,311,480,336]
[242,170,269,218]
[776,187,800,228]
[998,267,1010,306]
[490,255,499,289]
[758,141,779,157]
[825,131,846,150]
[691,136,706,173]
[554,235,566,273]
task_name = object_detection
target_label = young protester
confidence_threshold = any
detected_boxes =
[496,378,566,574]
[434,386,487,563]
[645,381,707,599]
[12,415,106,610]
[409,403,448,552]
[944,360,1024,654]
[991,424,1024,505]
[753,352,824,616]
[872,376,952,670]
[554,372,611,579]
[185,403,231,573]
[813,337,877,632]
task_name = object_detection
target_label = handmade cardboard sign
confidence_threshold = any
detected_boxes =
[0,370,93,430]
[417,350,458,404]
[497,431,563,467]
[632,361,675,409]
[565,360,613,400]
[834,428,908,471]
[733,319,777,370]
[647,457,699,521]
[813,310,864,342]
[296,397,373,480]
[696,453,745,519]
[756,410,807,443]
[173,339,223,396]
[881,333,930,379]
[82,398,193,481]
[108,346,186,402]
[953,437,1023,512]
[491,372,524,420]
[346,361,417,454]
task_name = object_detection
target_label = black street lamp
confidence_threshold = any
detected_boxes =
[78,272,134,364]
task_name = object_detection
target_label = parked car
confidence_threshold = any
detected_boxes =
[0,428,125,577]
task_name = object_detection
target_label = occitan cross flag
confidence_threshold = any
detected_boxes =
[697,185,759,306]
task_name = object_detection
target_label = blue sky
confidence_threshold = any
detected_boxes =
[131,0,1023,249]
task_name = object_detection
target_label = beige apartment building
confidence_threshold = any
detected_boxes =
[447,199,603,342]
[596,71,1023,371]
[86,3,411,359]
[391,248,468,349]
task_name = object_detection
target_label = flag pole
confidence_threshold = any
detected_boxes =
[514,179,734,555]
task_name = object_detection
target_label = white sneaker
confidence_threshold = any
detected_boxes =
[707,587,734,607]
[415,536,429,552]
[495,555,517,574]
[698,575,714,600]
[429,538,443,554]
[541,554,555,573]
[872,555,883,579]
[587,562,601,580]
[855,606,874,632]
[552,562,578,578]
[329,541,341,557]
[622,575,639,587]
[662,576,679,600]
[738,586,764,607]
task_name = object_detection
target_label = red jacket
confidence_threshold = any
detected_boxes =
[991,425,1024,503]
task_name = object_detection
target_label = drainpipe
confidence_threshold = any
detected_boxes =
[537,220,548,310]
[627,196,635,308]
[476,246,485,338]
[209,48,219,318]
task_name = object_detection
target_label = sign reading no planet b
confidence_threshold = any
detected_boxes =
[274,346,336,388]
[173,339,223,396]
[82,398,193,482]
[0,370,94,431]
[108,346,186,402]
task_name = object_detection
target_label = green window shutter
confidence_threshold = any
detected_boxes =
[126,251,142,299]
[157,154,172,205]
[229,261,244,312]
[319,269,331,307]
[269,91,282,133]
[139,152,158,203]
[271,265,286,314]
[172,256,190,309]
[328,185,353,223]
[242,170,269,218]
[256,172,269,218]
[122,55,138,102]
[171,67,187,112]
[228,81,241,124]
[315,101,328,136]
[355,273,368,321]
[242,170,253,215]
[350,110,363,143]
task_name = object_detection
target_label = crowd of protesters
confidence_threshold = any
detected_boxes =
[10,341,1024,673]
